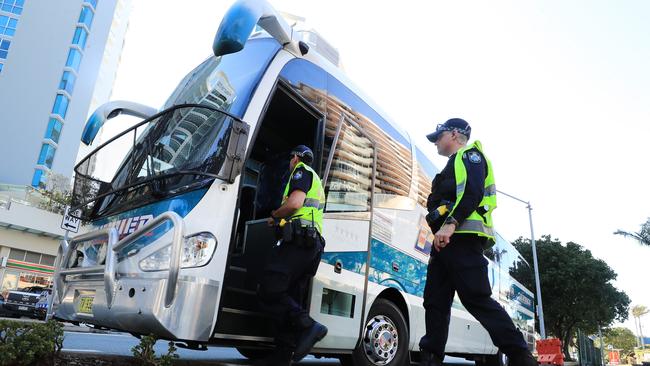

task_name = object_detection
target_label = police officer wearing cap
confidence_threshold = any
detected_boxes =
[419,119,537,366]
[257,145,328,366]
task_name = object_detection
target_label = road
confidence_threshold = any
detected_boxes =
[62,331,474,365]
[63,331,341,365]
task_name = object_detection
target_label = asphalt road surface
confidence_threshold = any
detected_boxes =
[62,331,475,365]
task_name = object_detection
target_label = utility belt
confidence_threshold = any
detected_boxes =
[274,218,322,249]
[426,199,454,231]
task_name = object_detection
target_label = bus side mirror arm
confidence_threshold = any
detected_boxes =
[81,101,158,146]
[212,0,297,57]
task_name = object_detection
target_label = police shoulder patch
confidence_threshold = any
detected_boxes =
[292,170,303,180]
[467,151,482,164]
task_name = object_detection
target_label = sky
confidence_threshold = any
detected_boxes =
[108,0,650,334]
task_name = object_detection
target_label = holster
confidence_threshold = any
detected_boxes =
[275,220,320,249]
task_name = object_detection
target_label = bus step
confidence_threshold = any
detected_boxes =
[221,288,259,311]
[215,307,273,338]
[228,265,247,273]
[221,307,267,318]
[225,286,256,296]
[223,265,257,290]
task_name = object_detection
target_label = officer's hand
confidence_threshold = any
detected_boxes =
[267,216,275,227]
[433,224,456,251]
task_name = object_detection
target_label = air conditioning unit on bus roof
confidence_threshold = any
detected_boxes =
[281,11,341,67]
[295,29,341,67]
[249,11,341,68]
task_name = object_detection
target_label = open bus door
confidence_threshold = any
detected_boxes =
[308,115,377,351]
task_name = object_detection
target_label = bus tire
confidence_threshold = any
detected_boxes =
[236,347,271,360]
[351,298,409,366]
[476,351,508,366]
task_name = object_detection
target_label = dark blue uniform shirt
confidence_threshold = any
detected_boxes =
[427,147,487,228]
[286,166,313,196]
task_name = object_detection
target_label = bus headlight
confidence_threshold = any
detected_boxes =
[139,232,217,271]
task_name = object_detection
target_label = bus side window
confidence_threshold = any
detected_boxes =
[323,120,374,213]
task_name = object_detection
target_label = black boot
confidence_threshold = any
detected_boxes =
[254,348,293,366]
[292,322,328,362]
[508,349,538,366]
[420,349,443,366]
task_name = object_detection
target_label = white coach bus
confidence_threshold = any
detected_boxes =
[53,1,536,364]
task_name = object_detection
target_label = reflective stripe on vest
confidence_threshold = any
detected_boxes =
[449,140,497,244]
[282,162,325,234]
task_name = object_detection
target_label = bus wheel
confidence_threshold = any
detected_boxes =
[351,298,409,366]
[476,351,508,366]
[236,347,271,360]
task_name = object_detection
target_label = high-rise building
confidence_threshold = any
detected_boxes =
[0,0,133,188]
[0,0,132,296]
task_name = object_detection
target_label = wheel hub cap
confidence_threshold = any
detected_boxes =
[362,315,399,365]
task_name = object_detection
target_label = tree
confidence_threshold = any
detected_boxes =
[632,305,649,348]
[512,235,631,359]
[596,327,638,356]
[614,217,650,246]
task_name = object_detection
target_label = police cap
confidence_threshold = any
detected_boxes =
[426,118,472,143]
[290,145,314,165]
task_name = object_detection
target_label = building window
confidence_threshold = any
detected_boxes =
[37,143,56,168]
[78,6,94,29]
[72,26,87,49]
[58,70,76,94]
[44,118,62,143]
[24,251,41,264]
[0,39,10,59]
[31,169,47,188]
[0,62,3,73]
[84,0,97,10]
[8,248,26,261]
[0,0,23,16]
[65,48,82,71]
[40,255,56,266]
[0,15,18,36]
[51,94,69,118]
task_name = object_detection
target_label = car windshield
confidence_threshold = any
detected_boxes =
[72,105,242,220]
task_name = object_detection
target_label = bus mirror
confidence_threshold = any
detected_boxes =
[213,0,292,57]
[82,101,157,145]
[220,119,250,183]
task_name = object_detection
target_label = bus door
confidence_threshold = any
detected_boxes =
[309,115,377,350]
[213,81,325,342]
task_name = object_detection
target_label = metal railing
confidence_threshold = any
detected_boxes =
[112,211,185,307]
[54,211,186,310]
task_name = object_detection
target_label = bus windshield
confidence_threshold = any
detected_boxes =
[72,105,243,221]
[71,37,280,221]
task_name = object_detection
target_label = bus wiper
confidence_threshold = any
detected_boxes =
[147,170,220,197]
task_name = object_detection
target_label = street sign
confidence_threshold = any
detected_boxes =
[61,207,81,233]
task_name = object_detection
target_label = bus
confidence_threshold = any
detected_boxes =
[52,1,536,365]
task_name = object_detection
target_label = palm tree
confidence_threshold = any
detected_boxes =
[614,218,650,246]
[632,305,649,348]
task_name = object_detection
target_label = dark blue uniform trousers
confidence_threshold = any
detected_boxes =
[419,234,528,359]
[258,237,324,350]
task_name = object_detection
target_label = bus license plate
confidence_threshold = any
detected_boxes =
[78,297,94,314]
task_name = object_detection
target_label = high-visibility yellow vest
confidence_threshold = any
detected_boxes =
[449,140,497,244]
[282,161,325,234]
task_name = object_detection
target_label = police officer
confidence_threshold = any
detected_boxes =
[419,119,537,366]
[257,145,328,366]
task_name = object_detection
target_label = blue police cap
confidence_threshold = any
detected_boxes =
[290,145,314,164]
[426,118,472,143]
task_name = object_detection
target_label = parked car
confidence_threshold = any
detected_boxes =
[34,289,53,320]
[0,293,8,317]
[1,286,49,318]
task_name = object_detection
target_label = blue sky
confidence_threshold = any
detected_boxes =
[109,0,650,333]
